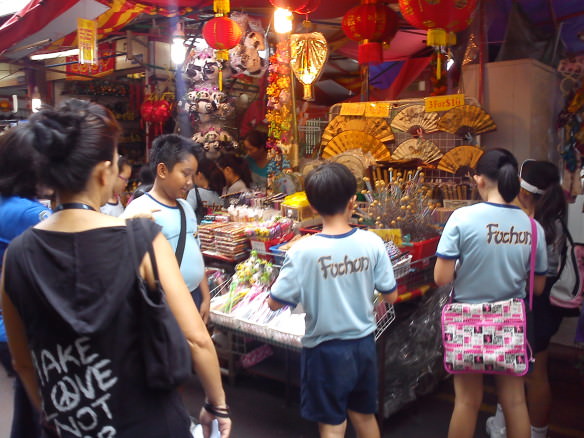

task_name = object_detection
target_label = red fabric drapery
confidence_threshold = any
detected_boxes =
[0,0,82,55]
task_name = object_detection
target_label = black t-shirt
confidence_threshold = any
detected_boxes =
[4,219,191,438]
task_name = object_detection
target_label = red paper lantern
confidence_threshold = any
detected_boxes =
[202,16,243,52]
[140,100,154,123]
[269,0,310,13]
[294,0,321,15]
[341,2,399,64]
[398,0,478,46]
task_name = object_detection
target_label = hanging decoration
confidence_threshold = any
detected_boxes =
[289,32,328,101]
[398,0,478,80]
[341,1,399,64]
[202,0,243,90]
[266,41,293,191]
[269,0,317,13]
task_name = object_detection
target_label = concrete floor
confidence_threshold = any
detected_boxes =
[1,344,582,437]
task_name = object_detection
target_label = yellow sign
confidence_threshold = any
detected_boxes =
[77,18,97,65]
[340,102,366,116]
[425,93,465,112]
[370,228,402,246]
[365,102,390,118]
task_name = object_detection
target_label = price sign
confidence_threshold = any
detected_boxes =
[340,102,366,116]
[365,102,390,118]
[425,93,465,112]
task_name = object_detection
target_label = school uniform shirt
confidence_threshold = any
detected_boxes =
[222,179,249,195]
[100,199,125,217]
[436,202,548,303]
[123,194,204,291]
[186,187,223,211]
[270,228,397,348]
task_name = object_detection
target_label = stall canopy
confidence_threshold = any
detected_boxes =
[0,0,582,103]
[0,0,582,62]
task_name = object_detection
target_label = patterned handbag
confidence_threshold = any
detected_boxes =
[441,218,537,376]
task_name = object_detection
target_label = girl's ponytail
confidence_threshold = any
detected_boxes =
[475,148,519,203]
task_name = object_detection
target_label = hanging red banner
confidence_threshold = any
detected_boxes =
[66,42,115,80]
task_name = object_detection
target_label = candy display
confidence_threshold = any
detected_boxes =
[357,170,440,242]
[199,222,249,259]
[244,217,294,240]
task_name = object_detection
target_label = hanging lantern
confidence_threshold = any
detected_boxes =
[202,16,242,90]
[398,0,478,78]
[294,0,321,15]
[269,0,310,13]
[341,2,399,64]
[290,32,328,101]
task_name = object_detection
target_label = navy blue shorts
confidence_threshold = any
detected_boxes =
[300,334,377,425]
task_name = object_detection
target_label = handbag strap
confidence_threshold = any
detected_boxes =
[126,219,161,283]
[529,217,537,310]
[175,200,187,266]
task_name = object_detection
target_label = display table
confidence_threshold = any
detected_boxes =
[209,256,445,430]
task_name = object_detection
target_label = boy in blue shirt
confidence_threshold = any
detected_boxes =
[268,162,397,438]
[123,134,211,322]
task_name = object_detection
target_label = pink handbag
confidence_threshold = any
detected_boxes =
[441,218,537,376]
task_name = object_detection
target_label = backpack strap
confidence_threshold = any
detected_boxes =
[529,218,537,311]
[175,200,187,266]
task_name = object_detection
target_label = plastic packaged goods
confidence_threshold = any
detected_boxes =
[380,285,450,418]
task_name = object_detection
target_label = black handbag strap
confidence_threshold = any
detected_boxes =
[175,200,187,266]
[126,219,161,283]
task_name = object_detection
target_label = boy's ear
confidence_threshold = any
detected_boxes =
[156,162,168,179]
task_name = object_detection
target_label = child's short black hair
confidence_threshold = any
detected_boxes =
[304,162,356,216]
[150,134,202,175]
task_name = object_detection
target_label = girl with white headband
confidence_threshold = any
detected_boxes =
[486,160,577,438]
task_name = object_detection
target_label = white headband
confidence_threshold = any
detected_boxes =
[520,179,544,195]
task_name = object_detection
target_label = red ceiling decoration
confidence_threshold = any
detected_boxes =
[342,2,400,64]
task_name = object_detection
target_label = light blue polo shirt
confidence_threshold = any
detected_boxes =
[123,194,204,291]
[436,202,548,303]
[270,228,396,348]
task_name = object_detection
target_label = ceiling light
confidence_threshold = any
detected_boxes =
[30,49,80,61]
[274,8,293,34]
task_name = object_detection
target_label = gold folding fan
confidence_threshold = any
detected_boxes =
[390,104,439,135]
[320,116,394,147]
[321,131,391,161]
[392,138,443,163]
[331,152,368,181]
[437,145,485,174]
[438,105,496,137]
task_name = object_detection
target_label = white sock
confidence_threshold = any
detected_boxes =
[493,403,506,429]
[531,425,548,438]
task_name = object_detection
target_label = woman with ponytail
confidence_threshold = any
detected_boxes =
[0,99,231,437]
[435,149,548,438]
[486,160,577,438]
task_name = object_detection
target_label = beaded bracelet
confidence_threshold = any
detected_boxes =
[203,403,230,418]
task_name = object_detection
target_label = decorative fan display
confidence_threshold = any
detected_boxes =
[330,150,369,181]
[301,159,324,178]
[322,130,391,162]
[392,138,443,163]
[390,105,439,135]
[320,116,394,147]
[437,145,485,174]
[438,105,496,137]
